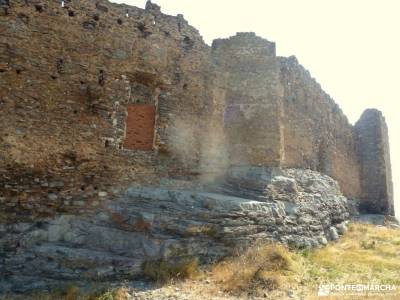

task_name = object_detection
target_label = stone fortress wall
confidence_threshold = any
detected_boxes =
[211,34,365,199]
[355,109,394,215]
[0,0,225,222]
[0,0,394,227]
[0,0,396,292]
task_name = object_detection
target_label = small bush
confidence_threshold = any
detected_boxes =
[392,239,400,246]
[65,285,78,300]
[253,270,282,291]
[212,243,298,294]
[360,240,376,249]
[143,257,199,283]
[95,287,129,300]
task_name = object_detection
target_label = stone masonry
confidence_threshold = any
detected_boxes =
[0,0,394,221]
[355,109,394,215]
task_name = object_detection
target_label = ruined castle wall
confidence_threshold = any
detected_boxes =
[210,37,362,198]
[278,57,362,198]
[0,0,394,222]
[0,0,223,222]
[355,109,394,214]
[212,33,283,167]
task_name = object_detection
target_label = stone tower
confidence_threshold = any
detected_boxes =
[212,33,284,167]
[212,33,394,215]
[355,109,394,215]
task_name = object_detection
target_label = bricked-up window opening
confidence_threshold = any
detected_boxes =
[124,104,155,150]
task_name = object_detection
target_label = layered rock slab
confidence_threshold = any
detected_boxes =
[0,168,349,292]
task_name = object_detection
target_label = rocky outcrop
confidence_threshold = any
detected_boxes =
[0,168,350,292]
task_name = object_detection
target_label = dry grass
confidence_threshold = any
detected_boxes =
[95,287,129,300]
[142,257,199,283]
[208,223,400,298]
[3,223,400,299]
[211,243,300,296]
[301,223,400,287]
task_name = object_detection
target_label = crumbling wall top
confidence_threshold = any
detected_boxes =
[212,32,276,57]
[145,0,161,14]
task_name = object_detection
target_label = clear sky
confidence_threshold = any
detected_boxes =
[114,0,399,217]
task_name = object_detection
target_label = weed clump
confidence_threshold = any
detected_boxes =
[142,257,199,283]
[212,243,299,295]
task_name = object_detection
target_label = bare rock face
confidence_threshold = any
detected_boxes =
[0,168,350,292]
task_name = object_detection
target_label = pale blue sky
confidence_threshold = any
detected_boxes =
[113,0,400,217]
